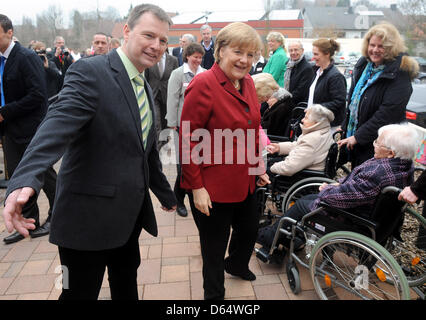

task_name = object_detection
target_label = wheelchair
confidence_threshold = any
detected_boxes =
[255,129,342,229]
[255,184,425,300]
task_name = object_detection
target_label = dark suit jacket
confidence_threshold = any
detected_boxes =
[0,42,47,144]
[145,53,179,127]
[288,57,314,106]
[172,47,183,66]
[5,50,177,251]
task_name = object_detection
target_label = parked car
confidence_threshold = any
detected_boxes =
[334,52,361,65]
[406,83,426,129]
[413,56,426,73]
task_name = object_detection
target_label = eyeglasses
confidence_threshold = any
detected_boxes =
[373,139,391,150]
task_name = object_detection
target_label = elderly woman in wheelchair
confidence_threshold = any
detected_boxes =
[256,103,336,226]
[256,123,421,300]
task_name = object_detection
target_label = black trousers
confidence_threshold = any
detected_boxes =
[57,208,144,300]
[174,163,187,207]
[2,135,57,224]
[189,191,259,300]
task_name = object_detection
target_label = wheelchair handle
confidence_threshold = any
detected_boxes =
[381,186,402,194]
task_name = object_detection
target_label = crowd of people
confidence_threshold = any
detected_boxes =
[0,3,424,301]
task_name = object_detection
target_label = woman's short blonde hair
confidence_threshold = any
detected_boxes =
[362,22,407,62]
[252,73,279,99]
[214,22,262,63]
[266,32,285,47]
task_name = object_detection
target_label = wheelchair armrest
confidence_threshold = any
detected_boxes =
[318,201,378,230]
[268,135,291,143]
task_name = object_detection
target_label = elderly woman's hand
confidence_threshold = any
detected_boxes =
[266,143,280,154]
[193,187,213,216]
[398,186,419,204]
[319,182,340,192]
[337,136,357,150]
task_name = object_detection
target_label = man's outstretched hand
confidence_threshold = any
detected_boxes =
[3,187,37,237]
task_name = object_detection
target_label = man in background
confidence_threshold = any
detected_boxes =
[200,24,214,69]
[0,15,51,244]
[92,32,109,56]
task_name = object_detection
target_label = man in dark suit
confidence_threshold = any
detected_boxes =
[285,41,315,107]
[171,34,195,67]
[0,15,56,244]
[145,51,178,149]
[2,5,177,300]
[172,37,183,66]
[200,24,215,70]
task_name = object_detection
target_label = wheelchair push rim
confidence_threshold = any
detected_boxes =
[309,231,411,300]
[282,177,336,214]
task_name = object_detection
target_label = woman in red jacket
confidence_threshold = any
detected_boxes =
[179,22,270,300]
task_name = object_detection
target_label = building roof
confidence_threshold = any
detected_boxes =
[303,6,380,31]
[267,10,303,20]
[171,12,207,24]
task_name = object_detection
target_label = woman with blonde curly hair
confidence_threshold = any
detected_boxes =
[338,22,419,168]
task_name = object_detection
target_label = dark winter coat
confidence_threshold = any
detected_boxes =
[341,54,418,167]
[310,62,347,127]
[288,56,314,106]
[261,95,293,137]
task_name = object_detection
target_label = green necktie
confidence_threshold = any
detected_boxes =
[133,75,150,148]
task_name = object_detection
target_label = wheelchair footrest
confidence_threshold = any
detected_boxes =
[255,247,270,263]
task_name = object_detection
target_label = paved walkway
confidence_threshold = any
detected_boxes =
[0,153,323,301]
[0,155,421,300]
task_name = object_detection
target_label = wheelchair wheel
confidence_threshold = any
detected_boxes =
[387,206,426,292]
[286,262,301,294]
[282,177,336,214]
[309,231,410,300]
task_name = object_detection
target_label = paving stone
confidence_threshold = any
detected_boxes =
[2,262,25,278]
[34,240,57,254]
[2,241,39,262]
[175,219,199,237]
[162,257,188,266]
[137,259,161,285]
[161,264,190,283]
[253,283,289,300]
[162,242,201,258]
[143,281,191,300]
[224,278,255,299]
[148,244,162,259]
[0,277,14,295]
[190,271,203,300]
[6,274,57,295]
[19,260,52,276]
[17,292,50,300]
[189,256,203,273]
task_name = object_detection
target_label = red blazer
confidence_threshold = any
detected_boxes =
[179,63,263,203]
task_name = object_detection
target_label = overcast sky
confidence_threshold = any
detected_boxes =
[3,0,399,25]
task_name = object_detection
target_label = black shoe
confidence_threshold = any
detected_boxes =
[3,231,25,245]
[176,205,188,217]
[30,221,50,239]
[224,260,256,281]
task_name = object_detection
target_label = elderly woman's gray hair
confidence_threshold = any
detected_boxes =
[306,104,334,124]
[378,123,419,160]
[271,87,292,101]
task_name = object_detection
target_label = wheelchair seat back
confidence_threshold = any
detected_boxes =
[324,143,339,178]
